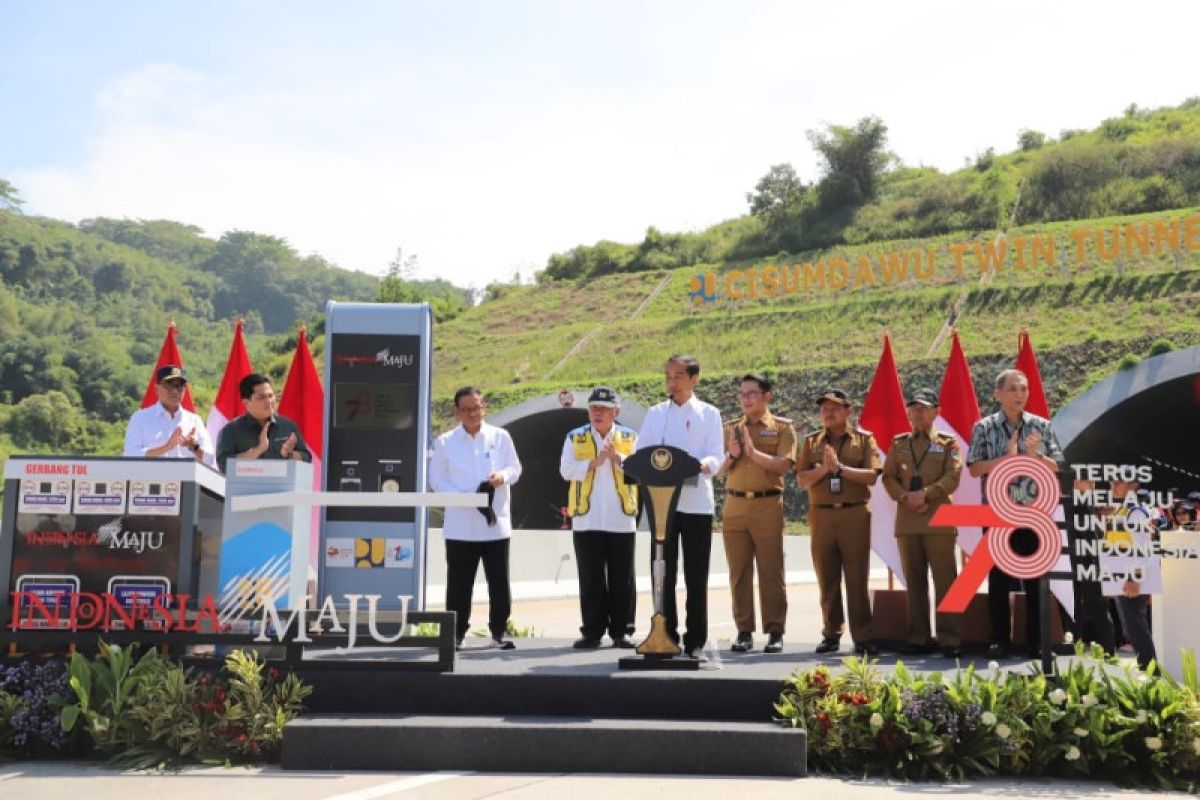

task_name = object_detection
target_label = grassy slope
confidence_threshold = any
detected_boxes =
[434,206,1200,422]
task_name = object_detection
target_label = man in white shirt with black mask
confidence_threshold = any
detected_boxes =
[123,365,214,467]
[429,386,523,649]
[636,355,725,658]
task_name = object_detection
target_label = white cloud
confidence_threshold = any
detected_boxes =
[12,0,1200,291]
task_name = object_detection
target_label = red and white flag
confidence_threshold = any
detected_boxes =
[937,330,984,554]
[1015,330,1074,618]
[206,318,254,447]
[859,333,911,584]
[141,323,196,412]
[278,325,325,567]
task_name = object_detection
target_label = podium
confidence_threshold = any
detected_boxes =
[1152,529,1200,678]
[220,460,312,617]
[1,456,225,635]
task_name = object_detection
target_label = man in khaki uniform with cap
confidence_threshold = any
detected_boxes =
[881,388,964,658]
[718,373,796,654]
[796,389,882,656]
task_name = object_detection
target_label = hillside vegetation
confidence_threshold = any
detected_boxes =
[539,99,1200,281]
[0,213,378,464]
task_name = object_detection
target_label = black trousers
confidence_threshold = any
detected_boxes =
[445,538,511,641]
[573,530,636,640]
[655,511,712,651]
[987,565,1041,650]
[1115,594,1156,670]
[986,526,1042,651]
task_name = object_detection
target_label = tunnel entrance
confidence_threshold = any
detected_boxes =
[1056,347,1200,492]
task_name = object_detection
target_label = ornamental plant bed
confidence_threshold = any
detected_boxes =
[1,643,312,769]
[775,645,1200,790]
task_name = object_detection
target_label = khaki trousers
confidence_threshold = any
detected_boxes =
[721,497,786,635]
[897,533,962,647]
[809,504,872,643]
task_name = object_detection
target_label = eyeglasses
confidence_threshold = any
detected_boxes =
[458,404,486,414]
[160,382,186,392]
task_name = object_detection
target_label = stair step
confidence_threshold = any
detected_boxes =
[283,713,807,776]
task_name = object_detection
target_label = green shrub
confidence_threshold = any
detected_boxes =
[1148,339,1174,357]
[60,643,312,767]
[1117,354,1140,370]
[775,646,1200,789]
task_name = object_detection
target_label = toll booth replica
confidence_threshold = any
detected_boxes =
[0,457,225,640]
[320,302,434,610]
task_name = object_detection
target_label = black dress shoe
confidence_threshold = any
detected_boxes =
[764,632,784,654]
[853,641,880,657]
[985,642,1009,658]
[572,636,602,649]
[493,637,516,650]
[731,632,754,653]
[611,635,635,649]
[815,638,840,654]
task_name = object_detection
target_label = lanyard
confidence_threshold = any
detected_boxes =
[908,435,932,471]
[827,431,851,462]
[1001,418,1025,452]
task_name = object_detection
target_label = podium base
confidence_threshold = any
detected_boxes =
[618,655,702,671]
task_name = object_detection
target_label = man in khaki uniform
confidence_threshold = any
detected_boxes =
[796,389,882,656]
[718,373,796,654]
[881,388,964,658]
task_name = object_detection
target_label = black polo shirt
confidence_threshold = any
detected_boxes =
[216,413,312,473]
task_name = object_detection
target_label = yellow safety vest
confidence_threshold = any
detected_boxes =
[568,426,638,517]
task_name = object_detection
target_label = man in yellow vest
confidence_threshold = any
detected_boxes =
[560,386,640,648]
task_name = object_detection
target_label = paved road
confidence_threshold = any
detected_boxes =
[0,762,1166,800]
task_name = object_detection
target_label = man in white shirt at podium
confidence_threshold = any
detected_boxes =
[123,365,214,467]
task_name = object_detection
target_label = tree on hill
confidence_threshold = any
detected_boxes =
[0,178,22,212]
[377,247,470,320]
[808,116,893,210]
[79,218,215,265]
[746,164,808,250]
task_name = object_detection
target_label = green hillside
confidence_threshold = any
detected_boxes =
[0,212,379,465]
[437,205,1200,415]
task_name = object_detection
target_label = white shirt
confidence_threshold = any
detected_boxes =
[428,422,522,542]
[123,403,215,467]
[637,394,725,515]
[559,425,638,534]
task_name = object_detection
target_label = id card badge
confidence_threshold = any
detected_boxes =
[829,475,843,495]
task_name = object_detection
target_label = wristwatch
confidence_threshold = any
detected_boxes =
[190,442,201,453]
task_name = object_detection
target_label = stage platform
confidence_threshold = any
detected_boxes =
[280,636,1053,775]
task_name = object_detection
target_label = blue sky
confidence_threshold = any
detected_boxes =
[3,1,1198,289]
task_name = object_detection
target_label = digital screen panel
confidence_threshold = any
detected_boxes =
[333,383,416,431]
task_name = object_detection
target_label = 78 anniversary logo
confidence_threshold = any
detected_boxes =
[933,455,1061,614]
